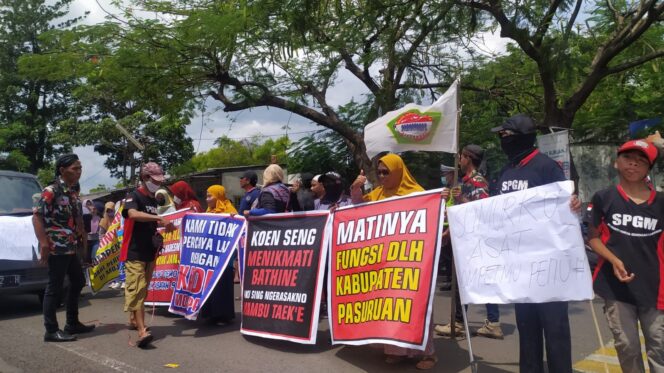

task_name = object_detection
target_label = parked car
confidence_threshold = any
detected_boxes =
[0,170,49,302]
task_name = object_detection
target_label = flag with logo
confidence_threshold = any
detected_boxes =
[364,79,459,158]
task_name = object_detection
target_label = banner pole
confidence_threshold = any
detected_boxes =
[461,304,478,373]
[450,78,462,338]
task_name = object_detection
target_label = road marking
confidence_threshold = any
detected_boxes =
[574,338,650,372]
[53,344,150,373]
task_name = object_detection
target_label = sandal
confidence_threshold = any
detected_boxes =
[415,355,438,370]
[136,332,153,348]
[128,324,150,332]
[384,354,407,364]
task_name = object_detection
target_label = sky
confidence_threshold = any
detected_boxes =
[64,0,510,193]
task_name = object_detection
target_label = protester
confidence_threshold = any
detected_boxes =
[238,170,261,216]
[199,185,238,324]
[311,174,324,202]
[295,172,316,211]
[87,201,103,260]
[435,145,503,340]
[349,153,436,370]
[492,114,580,373]
[121,162,175,348]
[98,201,116,237]
[32,153,95,342]
[169,180,203,212]
[155,188,176,215]
[588,139,664,372]
[315,172,351,210]
[246,164,295,216]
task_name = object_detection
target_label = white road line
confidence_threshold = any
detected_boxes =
[52,344,150,373]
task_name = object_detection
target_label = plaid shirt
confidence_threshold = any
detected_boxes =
[33,179,81,255]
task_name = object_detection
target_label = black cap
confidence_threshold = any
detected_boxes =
[241,170,258,186]
[462,144,484,162]
[491,114,537,134]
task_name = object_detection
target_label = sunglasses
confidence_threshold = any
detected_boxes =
[376,169,390,177]
[106,209,114,214]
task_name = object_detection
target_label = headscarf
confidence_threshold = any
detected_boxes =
[155,188,175,215]
[364,153,424,201]
[98,201,116,231]
[169,181,202,212]
[263,164,284,186]
[206,185,237,214]
[55,153,79,177]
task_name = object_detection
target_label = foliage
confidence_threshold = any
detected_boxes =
[171,135,290,176]
[36,163,55,186]
[0,0,85,172]
[89,184,109,193]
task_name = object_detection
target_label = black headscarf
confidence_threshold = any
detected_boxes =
[55,153,79,177]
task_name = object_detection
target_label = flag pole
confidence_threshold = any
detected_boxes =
[450,78,461,338]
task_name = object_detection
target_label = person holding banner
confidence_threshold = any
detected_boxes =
[588,140,664,373]
[492,114,580,373]
[155,189,176,215]
[316,172,352,210]
[200,185,238,324]
[121,162,175,348]
[349,153,437,370]
[435,145,503,340]
[169,180,203,212]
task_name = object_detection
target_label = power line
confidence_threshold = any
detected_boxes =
[194,129,322,142]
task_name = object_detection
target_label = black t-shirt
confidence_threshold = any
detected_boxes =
[590,186,664,309]
[496,150,565,195]
[122,187,159,262]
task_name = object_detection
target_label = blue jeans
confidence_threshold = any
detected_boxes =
[515,301,572,373]
[454,285,499,323]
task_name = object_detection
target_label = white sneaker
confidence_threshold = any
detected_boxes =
[120,282,126,289]
[109,282,119,289]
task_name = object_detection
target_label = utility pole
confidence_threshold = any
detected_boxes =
[115,123,145,185]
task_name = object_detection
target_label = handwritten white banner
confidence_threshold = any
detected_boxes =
[448,181,592,304]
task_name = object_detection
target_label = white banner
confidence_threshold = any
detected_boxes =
[448,181,592,305]
[364,80,458,158]
[537,131,571,179]
[0,215,38,261]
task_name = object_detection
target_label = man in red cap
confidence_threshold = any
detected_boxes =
[588,139,663,372]
[121,162,174,348]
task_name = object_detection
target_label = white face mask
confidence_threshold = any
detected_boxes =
[145,180,160,193]
[173,196,182,205]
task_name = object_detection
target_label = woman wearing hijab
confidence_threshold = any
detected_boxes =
[155,189,176,215]
[315,172,352,210]
[97,201,116,237]
[246,164,293,216]
[169,181,203,212]
[350,153,436,370]
[200,185,237,324]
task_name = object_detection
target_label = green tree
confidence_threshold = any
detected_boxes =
[89,184,109,193]
[0,0,88,172]
[460,0,664,128]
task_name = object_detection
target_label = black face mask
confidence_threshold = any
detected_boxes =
[500,133,536,162]
[157,198,166,206]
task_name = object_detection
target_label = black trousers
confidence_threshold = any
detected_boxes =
[43,254,86,333]
[515,301,572,373]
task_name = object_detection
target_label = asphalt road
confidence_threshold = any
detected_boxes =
[0,283,612,373]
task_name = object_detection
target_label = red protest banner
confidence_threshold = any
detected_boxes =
[329,191,443,349]
[146,209,189,306]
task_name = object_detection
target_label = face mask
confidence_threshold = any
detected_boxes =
[173,196,182,205]
[156,198,166,206]
[145,180,160,193]
[440,177,448,187]
[500,133,536,161]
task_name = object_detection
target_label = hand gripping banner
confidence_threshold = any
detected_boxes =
[146,209,189,306]
[240,211,330,344]
[329,190,443,350]
[169,213,245,320]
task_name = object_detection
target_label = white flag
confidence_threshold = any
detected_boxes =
[364,79,459,159]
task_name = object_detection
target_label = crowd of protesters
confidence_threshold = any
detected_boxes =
[31,114,664,373]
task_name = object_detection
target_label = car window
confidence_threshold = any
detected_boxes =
[0,175,42,215]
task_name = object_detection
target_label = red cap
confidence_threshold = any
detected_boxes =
[618,140,658,166]
[141,162,165,181]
